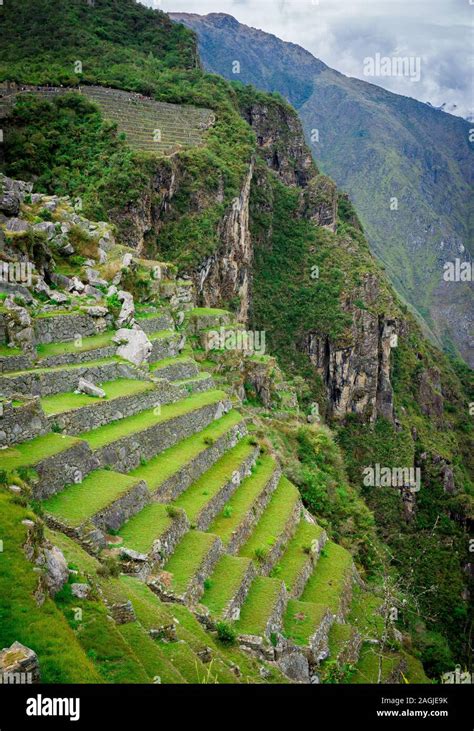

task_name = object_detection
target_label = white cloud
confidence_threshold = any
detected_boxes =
[145,0,473,119]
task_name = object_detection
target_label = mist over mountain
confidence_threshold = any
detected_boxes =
[172,12,474,366]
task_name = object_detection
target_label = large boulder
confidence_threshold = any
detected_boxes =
[0,642,40,684]
[76,377,106,398]
[113,327,152,366]
[36,545,69,597]
[117,290,135,327]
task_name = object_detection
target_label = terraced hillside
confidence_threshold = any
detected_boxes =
[0,182,428,684]
[0,83,215,155]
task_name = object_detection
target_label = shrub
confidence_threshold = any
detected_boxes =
[216,621,236,645]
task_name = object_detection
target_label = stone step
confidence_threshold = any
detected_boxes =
[1,431,99,499]
[185,308,232,335]
[238,476,302,574]
[41,378,182,436]
[209,455,281,554]
[148,329,182,362]
[130,410,247,501]
[283,599,334,663]
[118,502,190,578]
[81,390,231,473]
[0,357,140,397]
[276,516,327,598]
[201,555,256,621]
[34,330,117,368]
[175,372,215,395]
[300,541,354,621]
[236,576,288,641]
[43,469,149,551]
[151,531,223,605]
[33,311,109,345]
[173,438,259,531]
[150,355,200,382]
[136,313,174,334]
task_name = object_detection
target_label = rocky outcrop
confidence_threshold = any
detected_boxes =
[0,642,40,684]
[307,314,397,422]
[195,162,254,322]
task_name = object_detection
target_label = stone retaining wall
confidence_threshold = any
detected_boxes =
[226,466,281,554]
[32,441,100,500]
[308,610,335,664]
[264,583,288,638]
[0,360,141,397]
[48,381,182,436]
[95,399,231,473]
[195,446,259,531]
[0,353,32,373]
[139,314,173,334]
[291,522,328,599]
[222,561,257,621]
[153,420,247,501]
[33,313,110,345]
[0,397,50,447]
[152,359,199,382]
[91,480,149,534]
[184,536,223,605]
[38,344,117,369]
[260,499,302,576]
[149,335,180,363]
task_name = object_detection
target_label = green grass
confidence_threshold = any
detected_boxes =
[347,585,384,641]
[174,438,256,522]
[36,331,115,358]
[349,644,401,684]
[276,519,325,592]
[40,378,154,416]
[148,329,177,341]
[128,409,243,492]
[163,531,217,595]
[45,528,101,575]
[236,576,283,636]
[117,622,185,683]
[120,576,288,684]
[283,599,329,646]
[327,622,356,660]
[0,343,22,356]
[188,307,230,317]
[1,432,81,472]
[239,476,300,562]
[0,491,100,682]
[5,356,121,377]
[300,540,353,612]
[43,469,142,526]
[201,555,252,617]
[209,454,278,546]
[118,503,173,554]
[81,389,226,450]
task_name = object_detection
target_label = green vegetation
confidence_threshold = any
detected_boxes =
[236,576,283,636]
[284,599,328,646]
[36,331,115,359]
[201,555,252,617]
[1,432,81,473]
[174,438,256,522]
[209,454,277,545]
[301,541,353,611]
[40,379,154,416]
[43,469,142,526]
[82,389,226,449]
[0,491,100,682]
[118,503,173,554]
[277,519,325,592]
[163,531,217,596]
[239,477,299,561]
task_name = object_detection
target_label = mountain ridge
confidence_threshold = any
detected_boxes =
[171,11,474,367]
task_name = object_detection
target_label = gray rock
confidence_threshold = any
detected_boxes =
[0,641,40,684]
[71,583,91,600]
[85,268,107,288]
[122,253,133,267]
[113,327,152,366]
[76,377,106,399]
[117,290,134,327]
[5,218,29,233]
[278,651,310,683]
[69,276,85,293]
[40,545,69,596]
[32,221,56,240]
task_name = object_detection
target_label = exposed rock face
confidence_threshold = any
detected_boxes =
[306,290,397,422]
[38,545,69,597]
[303,174,338,232]
[0,642,40,684]
[196,162,254,322]
[418,367,444,420]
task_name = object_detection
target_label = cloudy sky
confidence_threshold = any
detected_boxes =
[144,0,473,119]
